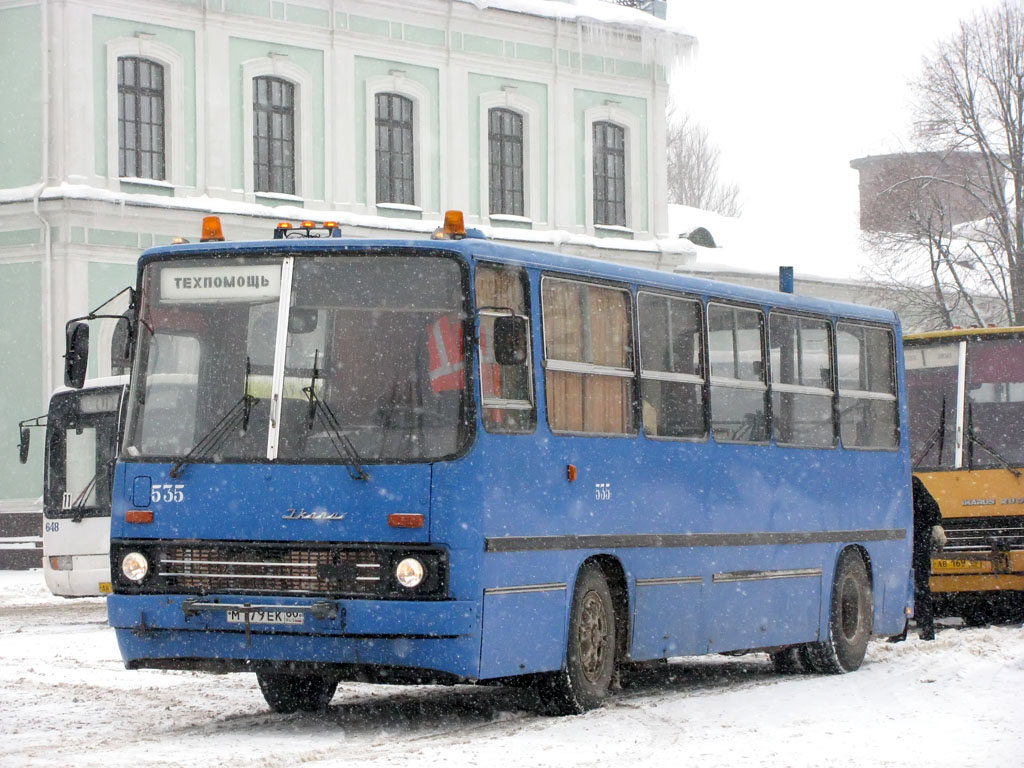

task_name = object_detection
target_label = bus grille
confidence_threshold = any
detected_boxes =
[158,544,385,597]
[941,516,1024,553]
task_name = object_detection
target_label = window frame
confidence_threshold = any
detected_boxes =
[375,92,416,206]
[583,103,641,234]
[117,56,166,181]
[105,38,185,188]
[488,107,525,217]
[241,57,313,202]
[706,301,770,444]
[768,310,838,449]
[540,274,637,437]
[637,289,708,441]
[474,262,536,435]
[252,75,296,196]
[592,120,627,228]
[835,320,900,451]
[364,75,432,212]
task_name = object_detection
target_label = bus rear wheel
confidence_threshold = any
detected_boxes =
[540,563,617,715]
[805,549,873,674]
[257,671,338,714]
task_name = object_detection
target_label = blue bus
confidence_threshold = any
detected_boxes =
[66,214,913,714]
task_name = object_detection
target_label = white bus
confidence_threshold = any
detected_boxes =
[22,377,127,597]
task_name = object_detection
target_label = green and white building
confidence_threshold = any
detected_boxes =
[0,0,693,538]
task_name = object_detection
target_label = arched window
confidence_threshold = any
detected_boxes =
[253,76,296,195]
[375,93,415,205]
[593,121,626,227]
[488,108,524,217]
[118,57,165,180]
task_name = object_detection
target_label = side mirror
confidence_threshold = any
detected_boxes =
[288,307,319,334]
[493,315,528,366]
[64,321,90,389]
[18,427,30,464]
[110,315,134,375]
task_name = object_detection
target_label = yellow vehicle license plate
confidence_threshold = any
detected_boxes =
[932,558,988,572]
[98,582,113,594]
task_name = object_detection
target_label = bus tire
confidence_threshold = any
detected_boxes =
[257,671,338,714]
[541,562,617,715]
[769,645,806,674]
[805,549,873,674]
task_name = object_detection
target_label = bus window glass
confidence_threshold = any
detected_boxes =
[126,258,282,460]
[44,389,122,519]
[769,313,835,448]
[638,292,705,439]
[836,323,898,449]
[904,342,959,469]
[475,264,535,433]
[277,255,471,462]
[965,336,1024,468]
[708,304,767,442]
[542,278,635,435]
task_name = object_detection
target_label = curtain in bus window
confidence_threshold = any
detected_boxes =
[542,278,635,435]
[638,293,706,438]
[475,265,535,433]
[836,323,898,449]
[904,342,959,469]
[708,304,767,442]
[965,336,1024,468]
[769,313,835,448]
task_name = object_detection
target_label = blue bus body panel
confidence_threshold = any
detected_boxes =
[115,463,431,544]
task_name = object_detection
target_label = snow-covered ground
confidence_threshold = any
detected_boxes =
[2,569,1022,768]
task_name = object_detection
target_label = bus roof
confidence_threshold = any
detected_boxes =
[139,236,900,327]
[904,326,1024,342]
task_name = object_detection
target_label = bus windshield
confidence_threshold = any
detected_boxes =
[905,342,959,470]
[124,252,471,464]
[45,387,124,518]
[965,335,1024,469]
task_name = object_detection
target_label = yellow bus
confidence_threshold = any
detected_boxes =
[904,327,1024,624]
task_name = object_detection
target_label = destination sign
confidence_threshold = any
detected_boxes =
[160,265,281,302]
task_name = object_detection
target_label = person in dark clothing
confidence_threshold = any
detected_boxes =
[892,477,946,642]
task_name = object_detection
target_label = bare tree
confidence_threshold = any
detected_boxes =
[868,0,1024,327]
[666,109,741,217]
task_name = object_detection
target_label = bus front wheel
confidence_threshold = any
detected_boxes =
[540,562,617,715]
[256,671,338,714]
[805,549,873,674]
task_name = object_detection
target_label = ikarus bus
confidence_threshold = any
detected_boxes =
[65,214,914,714]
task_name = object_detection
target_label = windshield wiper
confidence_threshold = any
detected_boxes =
[912,395,947,466]
[169,359,258,479]
[965,403,1022,478]
[303,352,369,481]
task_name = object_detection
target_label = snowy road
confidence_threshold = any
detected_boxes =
[2,570,1022,768]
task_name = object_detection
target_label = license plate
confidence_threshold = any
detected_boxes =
[932,558,989,572]
[226,608,305,625]
[98,582,112,594]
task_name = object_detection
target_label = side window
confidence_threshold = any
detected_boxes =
[475,264,535,433]
[836,322,899,449]
[638,292,706,439]
[542,277,635,435]
[708,303,767,442]
[769,313,835,448]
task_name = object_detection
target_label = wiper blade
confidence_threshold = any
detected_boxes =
[966,403,1022,478]
[170,359,258,479]
[168,394,257,479]
[912,395,947,466]
[302,374,369,482]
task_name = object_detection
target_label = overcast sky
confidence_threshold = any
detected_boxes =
[667,0,1005,278]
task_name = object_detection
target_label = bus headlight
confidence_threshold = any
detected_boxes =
[395,557,425,588]
[121,552,149,582]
